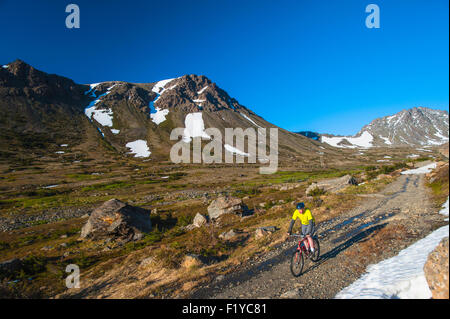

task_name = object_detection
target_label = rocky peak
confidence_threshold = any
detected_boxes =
[0,59,84,101]
[359,106,449,147]
[153,74,244,113]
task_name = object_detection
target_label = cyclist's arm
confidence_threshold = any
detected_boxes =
[288,211,299,234]
[288,219,295,234]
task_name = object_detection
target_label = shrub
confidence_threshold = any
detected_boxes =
[154,246,184,269]
[308,187,326,197]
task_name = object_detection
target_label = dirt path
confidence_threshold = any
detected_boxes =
[189,171,447,299]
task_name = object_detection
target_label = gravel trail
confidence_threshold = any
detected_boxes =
[189,172,447,299]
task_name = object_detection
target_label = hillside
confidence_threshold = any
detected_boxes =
[0,60,345,166]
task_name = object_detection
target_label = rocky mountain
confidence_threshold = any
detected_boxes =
[0,60,341,165]
[0,60,89,159]
[321,107,449,148]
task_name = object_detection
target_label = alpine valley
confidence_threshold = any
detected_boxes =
[0,60,448,299]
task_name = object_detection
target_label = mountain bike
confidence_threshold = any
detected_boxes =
[288,233,320,277]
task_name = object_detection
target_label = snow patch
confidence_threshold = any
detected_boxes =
[380,136,392,145]
[182,112,210,143]
[42,185,59,189]
[401,162,436,175]
[335,219,449,299]
[111,129,120,135]
[439,197,449,221]
[152,78,179,102]
[126,140,151,158]
[84,84,117,127]
[322,131,374,149]
[150,107,169,125]
[197,86,208,94]
[152,78,177,94]
[240,112,263,128]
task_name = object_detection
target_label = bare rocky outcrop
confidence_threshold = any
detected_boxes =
[306,175,358,195]
[80,199,152,243]
[207,196,249,220]
[424,237,449,299]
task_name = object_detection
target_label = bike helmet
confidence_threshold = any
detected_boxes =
[296,202,305,210]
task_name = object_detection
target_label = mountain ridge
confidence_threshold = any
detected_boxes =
[1,60,341,166]
[320,106,448,148]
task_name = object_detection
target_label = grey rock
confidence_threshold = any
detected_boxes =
[306,174,358,195]
[219,229,238,240]
[185,224,197,231]
[207,196,248,220]
[193,213,208,228]
[80,199,152,243]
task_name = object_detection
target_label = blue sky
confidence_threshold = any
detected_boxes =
[1,0,448,135]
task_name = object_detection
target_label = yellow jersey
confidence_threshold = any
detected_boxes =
[292,209,315,225]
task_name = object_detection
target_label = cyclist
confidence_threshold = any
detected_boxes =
[287,202,316,253]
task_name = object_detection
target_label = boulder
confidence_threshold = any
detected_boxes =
[306,174,358,195]
[424,237,449,299]
[207,196,248,220]
[184,224,197,231]
[255,226,277,239]
[219,229,238,240]
[80,199,152,243]
[192,213,208,228]
[0,258,22,277]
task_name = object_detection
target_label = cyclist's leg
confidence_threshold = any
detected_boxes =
[307,235,314,251]
[302,223,315,252]
[302,224,311,250]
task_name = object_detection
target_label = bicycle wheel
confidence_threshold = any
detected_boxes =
[311,237,320,262]
[290,250,304,277]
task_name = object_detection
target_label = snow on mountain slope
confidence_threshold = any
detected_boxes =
[126,139,151,158]
[1,60,341,163]
[182,112,211,143]
[321,107,448,148]
[84,84,118,127]
[321,131,374,149]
